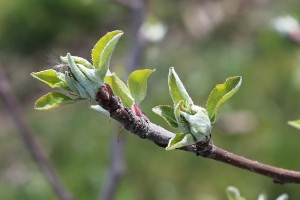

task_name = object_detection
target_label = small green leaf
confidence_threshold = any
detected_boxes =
[74,81,90,98]
[60,55,93,69]
[288,120,300,130]
[34,92,75,110]
[31,69,61,88]
[258,194,267,200]
[76,64,103,89]
[166,133,194,150]
[53,81,71,91]
[180,105,211,140]
[65,71,79,94]
[276,194,288,200]
[152,105,178,128]
[92,30,124,79]
[67,54,94,98]
[168,67,193,105]
[105,73,134,107]
[174,100,190,134]
[128,69,155,105]
[206,76,242,123]
[226,186,246,200]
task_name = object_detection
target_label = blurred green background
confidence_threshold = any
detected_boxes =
[1,0,300,199]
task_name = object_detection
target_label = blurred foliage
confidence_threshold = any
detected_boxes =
[0,0,127,54]
[1,0,300,200]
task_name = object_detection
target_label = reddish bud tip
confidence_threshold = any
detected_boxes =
[133,104,148,120]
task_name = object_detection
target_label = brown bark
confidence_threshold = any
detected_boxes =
[96,83,300,184]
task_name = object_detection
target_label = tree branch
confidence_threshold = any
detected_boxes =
[208,146,300,184]
[99,132,125,200]
[96,83,300,184]
[0,69,73,200]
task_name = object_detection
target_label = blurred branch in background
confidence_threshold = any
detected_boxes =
[0,68,73,200]
[99,129,125,200]
[182,0,271,41]
[99,0,146,200]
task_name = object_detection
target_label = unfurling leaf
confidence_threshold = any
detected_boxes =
[226,186,246,200]
[288,120,300,130]
[34,92,75,110]
[174,100,191,134]
[105,73,134,107]
[67,54,95,98]
[206,76,242,123]
[92,30,123,79]
[180,105,211,139]
[31,69,61,88]
[166,133,194,150]
[152,105,178,128]
[76,64,103,88]
[65,71,79,94]
[53,81,71,91]
[257,194,267,200]
[60,55,93,69]
[168,67,193,105]
[276,194,288,200]
[128,69,155,105]
[257,193,288,200]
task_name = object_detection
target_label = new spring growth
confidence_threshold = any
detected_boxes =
[31,30,241,150]
[226,186,288,200]
[153,67,211,150]
[31,30,155,118]
[153,67,242,150]
[31,30,124,112]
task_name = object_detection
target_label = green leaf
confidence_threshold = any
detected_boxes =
[91,30,124,79]
[60,55,93,69]
[74,81,90,98]
[31,69,61,88]
[65,71,79,94]
[67,54,94,98]
[288,120,300,130]
[168,67,193,105]
[226,186,246,200]
[206,76,242,123]
[53,81,71,91]
[34,92,75,110]
[166,133,195,150]
[174,100,191,134]
[128,69,155,105]
[31,70,71,91]
[258,194,267,200]
[76,64,97,83]
[180,105,211,140]
[105,73,134,107]
[152,105,178,128]
[276,194,288,200]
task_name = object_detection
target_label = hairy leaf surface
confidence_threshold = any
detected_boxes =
[168,67,193,105]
